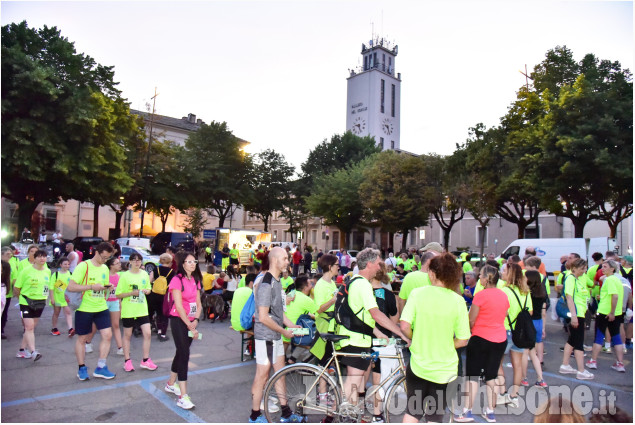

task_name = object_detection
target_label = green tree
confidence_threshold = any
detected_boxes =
[1,21,135,232]
[305,157,373,248]
[182,121,254,227]
[280,179,310,243]
[359,151,433,252]
[182,208,208,239]
[244,149,295,232]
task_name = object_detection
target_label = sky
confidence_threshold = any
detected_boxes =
[2,0,633,172]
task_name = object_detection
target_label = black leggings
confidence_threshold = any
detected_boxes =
[1,296,11,333]
[147,292,168,334]
[170,317,193,382]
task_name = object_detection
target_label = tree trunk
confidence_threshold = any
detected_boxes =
[571,216,587,238]
[161,216,168,232]
[17,200,40,240]
[113,209,124,238]
[401,229,409,252]
[93,202,100,237]
[263,216,269,232]
[517,221,528,239]
[443,229,451,252]
[218,214,226,228]
[339,231,346,250]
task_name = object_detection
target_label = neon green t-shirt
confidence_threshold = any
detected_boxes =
[563,273,588,318]
[7,256,19,296]
[462,262,473,273]
[237,275,246,289]
[502,286,533,331]
[281,276,294,290]
[598,275,623,316]
[15,266,50,304]
[401,286,470,384]
[314,277,337,333]
[71,261,109,313]
[474,279,506,295]
[404,258,415,272]
[336,275,378,349]
[50,270,71,306]
[18,257,33,274]
[230,286,253,331]
[398,271,430,301]
[283,291,317,342]
[116,270,151,319]
[230,248,239,260]
[587,264,601,298]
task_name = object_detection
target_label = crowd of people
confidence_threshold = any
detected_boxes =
[1,239,633,422]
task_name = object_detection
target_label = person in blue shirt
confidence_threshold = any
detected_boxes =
[462,271,478,308]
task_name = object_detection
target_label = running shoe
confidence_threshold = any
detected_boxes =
[576,369,594,380]
[482,409,496,423]
[602,346,612,353]
[165,381,181,396]
[372,414,385,423]
[505,394,519,408]
[117,347,124,356]
[610,362,626,372]
[177,394,195,410]
[280,413,306,423]
[249,415,267,423]
[585,359,598,369]
[453,409,475,422]
[16,350,32,359]
[32,350,42,361]
[158,334,169,342]
[124,359,135,372]
[559,364,577,374]
[85,343,94,353]
[140,358,158,371]
[260,396,280,413]
[77,365,90,381]
[51,328,61,336]
[625,342,633,350]
[68,328,75,337]
[583,344,592,351]
[93,365,116,379]
[496,393,509,406]
[520,378,529,387]
[535,380,548,388]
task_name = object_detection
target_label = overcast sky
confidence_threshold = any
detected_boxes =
[2,0,632,171]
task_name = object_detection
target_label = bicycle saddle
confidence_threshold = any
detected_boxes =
[320,334,350,342]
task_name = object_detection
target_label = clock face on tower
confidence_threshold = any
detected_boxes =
[382,118,394,135]
[351,116,366,135]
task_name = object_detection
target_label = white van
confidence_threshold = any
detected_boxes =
[498,237,616,275]
[116,237,151,251]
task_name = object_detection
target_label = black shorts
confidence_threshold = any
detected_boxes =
[567,318,586,351]
[230,258,239,265]
[20,304,44,319]
[372,357,382,374]
[405,363,449,421]
[337,344,372,371]
[75,309,111,335]
[122,315,151,328]
[596,313,622,337]
[465,335,507,381]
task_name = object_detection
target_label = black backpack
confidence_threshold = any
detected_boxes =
[334,276,374,336]
[506,288,536,349]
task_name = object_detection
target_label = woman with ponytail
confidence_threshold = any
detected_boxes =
[455,265,510,423]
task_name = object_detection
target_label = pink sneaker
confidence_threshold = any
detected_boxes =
[140,358,158,371]
[124,359,135,372]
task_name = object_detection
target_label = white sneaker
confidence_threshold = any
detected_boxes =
[116,347,124,356]
[559,364,577,374]
[260,396,280,413]
[85,343,93,353]
[577,369,594,380]
[585,359,597,369]
[505,394,519,408]
[165,382,181,396]
[611,362,626,373]
[495,393,508,405]
[177,394,195,410]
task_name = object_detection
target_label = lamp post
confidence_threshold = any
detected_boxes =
[139,88,158,238]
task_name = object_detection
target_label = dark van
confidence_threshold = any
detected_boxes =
[71,236,105,260]
[151,232,194,255]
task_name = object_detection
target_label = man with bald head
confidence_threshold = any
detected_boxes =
[249,247,303,423]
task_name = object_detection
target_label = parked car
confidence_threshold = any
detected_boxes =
[119,246,160,274]
[71,236,104,260]
[327,249,359,263]
[116,237,151,251]
[150,232,194,255]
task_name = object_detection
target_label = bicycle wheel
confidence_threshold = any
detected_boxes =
[263,363,342,423]
[384,374,408,423]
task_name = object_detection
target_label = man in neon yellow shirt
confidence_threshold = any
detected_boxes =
[335,248,411,414]
[67,242,116,381]
[229,243,240,267]
[397,251,437,313]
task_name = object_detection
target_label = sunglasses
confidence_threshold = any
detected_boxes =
[184,260,198,264]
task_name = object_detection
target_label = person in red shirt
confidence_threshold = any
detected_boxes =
[292,249,302,277]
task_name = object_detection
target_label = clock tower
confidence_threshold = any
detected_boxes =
[346,37,401,151]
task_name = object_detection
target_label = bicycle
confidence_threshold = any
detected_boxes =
[263,334,409,423]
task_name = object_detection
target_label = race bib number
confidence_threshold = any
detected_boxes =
[189,303,197,316]
[43,286,50,297]
[55,279,68,291]
[281,290,287,313]
[110,288,116,297]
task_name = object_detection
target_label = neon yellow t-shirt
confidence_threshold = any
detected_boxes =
[474,279,506,295]
[462,262,473,273]
[563,274,588,318]
[51,270,71,306]
[401,285,471,384]
[398,271,430,301]
[502,286,533,331]
[587,265,600,298]
[230,248,239,260]
[237,275,246,289]
[281,276,294,290]
[15,266,50,304]
[230,286,253,331]
[71,261,109,313]
[336,275,377,349]
[7,256,20,296]
[283,291,317,342]
[404,258,415,272]
[598,275,623,316]
[314,277,337,333]
[116,270,151,319]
